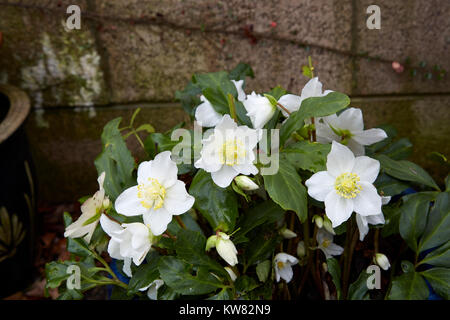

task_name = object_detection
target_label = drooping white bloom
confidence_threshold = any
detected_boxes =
[224,267,237,282]
[277,77,333,117]
[139,279,164,300]
[195,80,246,127]
[305,141,383,228]
[312,215,324,229]
[234,175,259,191]
[99,214,154,269]
[274,253,298,283]
[242,92,276,129]
[316,229,344,259]
[316,107,388,156]
[195,114,261,188]
[374,253,391,271]
[355,196,390,241]
[206,232,238,266]
[64,172,109,243]
[322,216,336,235]
[114,151,194,236]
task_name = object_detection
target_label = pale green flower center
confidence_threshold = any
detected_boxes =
[219,139,246,166]
[322,239,331,248]
[334,172,362,199]
[137,178,166,210]
[277,261,285,269]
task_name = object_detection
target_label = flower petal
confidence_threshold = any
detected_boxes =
[325,243,344,257]
[366,213,385,225]
[352,128,388,146]
[143,207,172,236]
[164,180,195,215]
[115,186,148,216]
[336,108,364,132]
[356,214,369,241]
[324,191,354,227]
[305,171,335,202]
[278,94,302,117]
[346,139,365,156]
[195,96,222,127]
[352,156,380,183]
[211,165,238,188]
[279,265,294,282]
[353,182,382,216]
[232,80,246,102]
[100,214,123,237]
[146,151,178,188]
[107,239,124,260]
[316,120,339,143]
[301,77,322,98]
[326,141,355,177]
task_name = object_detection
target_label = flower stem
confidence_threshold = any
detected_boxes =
[342,228,359,299]
[175,215,187,229]
[227,93,238,122]
[374,229,380,253]
[276,102,291,115]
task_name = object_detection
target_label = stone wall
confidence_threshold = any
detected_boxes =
[0,0,449,202]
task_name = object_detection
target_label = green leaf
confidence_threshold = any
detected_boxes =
[302,65,313,78]
[380,205,402,237]
[366,124,397,155]
[263,160,307,222]
[67,237,92,258]
[374,173,410,197]
[158,256,224,295]
[45,261,72,288]
[347,270,370,300]
[175,81,201,118]
[375,154,440,191]
[419,241,450,268]
[94,118,136,201]
[418,191,450,253]
[388,271,429,300]
[134,123,155,134]
[202,87,230,114]
[282,141,331,173]
[175,229,227,276]
[189,170,238,232]
[421,267,450,299]
[207,288,234,300]
[326,258,342,300]
[267,85,287,100]
[280,92,350,146]
[234,200,284,243]
[228,62,254,81]
[399,192,438,251]
[128,251,160,293]
[245,232,282,267]
[256,260,271,282]
[445,175,450,192]
[380,138,412,160]
[235,275,259,294]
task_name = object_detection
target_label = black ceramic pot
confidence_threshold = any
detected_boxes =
[0,84,37,298]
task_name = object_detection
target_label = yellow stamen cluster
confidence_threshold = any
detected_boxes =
[219,139,246,166]
[322,239,331,248]
[277,261,285,269]
[137,178,166,210]
[334,172,362,199]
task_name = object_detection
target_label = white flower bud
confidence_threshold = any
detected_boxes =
[312,215,324,229]
[323,216,335,235]
[242,92,277,129]
[280,227,297,239]
[216,232,238,266]
[374,253,391,270]
[102,197,110,209]
[224,267,237,282]
[297,241,306,257]
[234,175,259,191]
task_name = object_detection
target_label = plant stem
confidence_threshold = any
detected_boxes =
[374,229,380,254]
[227,93,238,122]
[276,102,291,115]
[342,228,359,299]
[175,215,186,229]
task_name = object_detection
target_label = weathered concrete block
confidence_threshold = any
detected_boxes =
[25,104,189,202]
[354,0,450,95]
[355,95,450,183]
[0,1,108,108]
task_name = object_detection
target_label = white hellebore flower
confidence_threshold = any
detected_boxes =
[206,232,238,266]
[100,214,154,273]
[316,229,344,259]
[278,77,333,117]
[224,267,238,282]
[234,175,259,191]
[316,107,388,156]
[305,141,383,228]
[64,172,109,243]
[356,196,391,241]
[195,80,246,127]
[274,253,298,283]
[114,151,195,236]
[374,253,391,271]
[242,92,276,129]
[139,279,164,300]
[195,114,261,188]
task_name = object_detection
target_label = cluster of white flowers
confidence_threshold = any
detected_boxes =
[63,74,390,288]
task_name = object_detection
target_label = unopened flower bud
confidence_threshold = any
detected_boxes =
[323,216,335,235]
[102,198,110,209]
[374,253,391,270]
[224,267,237,282]
[216,232,238,266]
[206,235,218,251]
[312,215,324,229]
[280,227,297,239]
[297,241,306,257]
[234,175,259,191]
